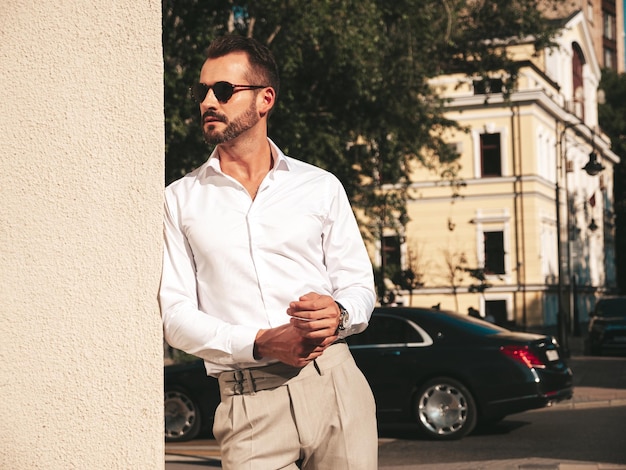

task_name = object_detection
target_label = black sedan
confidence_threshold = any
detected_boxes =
[347,307,572,439]
[164,306,573,441]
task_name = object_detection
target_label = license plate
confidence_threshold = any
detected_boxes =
[546,350,559,361]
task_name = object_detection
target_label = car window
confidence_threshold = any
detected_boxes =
[348,316,424,346]
[595,298,626,317]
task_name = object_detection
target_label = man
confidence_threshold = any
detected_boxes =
[159,35,377,469]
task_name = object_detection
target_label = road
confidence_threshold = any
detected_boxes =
[377,405,626,467]
[165,405,626,469]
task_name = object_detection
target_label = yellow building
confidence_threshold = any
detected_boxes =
[393,11,620,342]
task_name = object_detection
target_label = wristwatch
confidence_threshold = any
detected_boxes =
[335,302,349,331]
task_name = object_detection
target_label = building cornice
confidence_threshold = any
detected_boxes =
[442,89,620,165]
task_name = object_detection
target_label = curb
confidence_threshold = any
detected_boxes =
[379,459,626,470]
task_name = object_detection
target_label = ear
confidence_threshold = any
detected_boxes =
[257,87,276,117]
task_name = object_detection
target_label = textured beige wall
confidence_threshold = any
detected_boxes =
[0,1,164,468]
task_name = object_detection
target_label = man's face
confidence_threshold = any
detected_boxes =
[198,52,262,145]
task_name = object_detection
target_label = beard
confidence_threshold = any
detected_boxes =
[202,102,260,145]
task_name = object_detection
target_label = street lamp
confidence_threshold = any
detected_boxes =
[581,151,605,176]
[556,121,603,357]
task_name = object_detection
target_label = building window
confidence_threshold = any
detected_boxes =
[484,230,505,275]
[572,43,585,120]
[480,133,502,177]
[473,78,503,95]
[382,234,402,273]
[603,10,615,39]
[485,299,510,327]
[604,47,616,70]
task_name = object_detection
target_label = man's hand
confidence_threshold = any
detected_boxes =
[254,323,328,367]
[287,292,341,341]
[253,292,340,367]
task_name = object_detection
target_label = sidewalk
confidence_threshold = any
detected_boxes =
[553,335,626,410]
[165,337,626,470]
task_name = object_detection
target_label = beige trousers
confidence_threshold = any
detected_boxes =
[214,342,378,470]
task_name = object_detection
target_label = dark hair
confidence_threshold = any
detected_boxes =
[206,35,280,101]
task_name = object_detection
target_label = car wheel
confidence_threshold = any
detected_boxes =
[165,388,202,442]
[413,377,477,440]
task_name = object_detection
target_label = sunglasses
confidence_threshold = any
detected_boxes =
[190,81,267,104]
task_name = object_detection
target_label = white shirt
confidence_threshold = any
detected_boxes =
[160,139,376,375]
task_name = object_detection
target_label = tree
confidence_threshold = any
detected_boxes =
[440,248,467,312]
[396,244,428,306]
[598,69,626,294]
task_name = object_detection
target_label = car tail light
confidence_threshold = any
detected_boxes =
[500,345,546,369]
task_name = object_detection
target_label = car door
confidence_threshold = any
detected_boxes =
[347,314,431,415]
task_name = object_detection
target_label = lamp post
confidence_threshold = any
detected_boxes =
[554,149,568,356]
[556,121,604,356]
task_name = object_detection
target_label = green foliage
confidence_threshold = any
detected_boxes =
[598,68,626,293]
[162,0,226,183]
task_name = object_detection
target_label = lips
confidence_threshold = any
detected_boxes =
[203,118,223,126]
[202,111,226,124]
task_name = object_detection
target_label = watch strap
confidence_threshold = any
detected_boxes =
[335,301,349,331]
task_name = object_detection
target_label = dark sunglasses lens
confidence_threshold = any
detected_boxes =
[212,82,235,103]
[191,83,209,103]
[190,82,235,103]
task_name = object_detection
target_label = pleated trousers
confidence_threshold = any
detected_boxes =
[214,342,378,470]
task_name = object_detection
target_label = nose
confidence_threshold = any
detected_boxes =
[200,88,219,108]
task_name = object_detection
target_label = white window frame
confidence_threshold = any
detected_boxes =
[472,125,509,178]
[472,209,512,282]
[481,294,514,322]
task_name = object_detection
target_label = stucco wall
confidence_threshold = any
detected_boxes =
[0,1,164,468]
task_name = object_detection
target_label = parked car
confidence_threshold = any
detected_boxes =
[164,360,220,442]
[164,306,573,441]
[585,296,626,355]
[347,307,572,440]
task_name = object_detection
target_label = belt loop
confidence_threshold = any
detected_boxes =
[243,369,256,395]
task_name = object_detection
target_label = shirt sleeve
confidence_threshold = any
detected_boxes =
[323,178,377,338]
[159,190,258,365]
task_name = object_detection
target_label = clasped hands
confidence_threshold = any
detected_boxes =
[253,292,341,367]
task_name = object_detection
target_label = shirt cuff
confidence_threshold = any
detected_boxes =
[230,325,259,363]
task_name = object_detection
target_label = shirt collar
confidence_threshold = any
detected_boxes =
[203,138,290,179]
